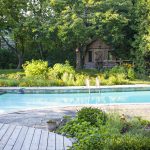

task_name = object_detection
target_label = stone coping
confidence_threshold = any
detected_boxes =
[0,84,150,93]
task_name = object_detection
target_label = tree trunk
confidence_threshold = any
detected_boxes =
[17,54,24,69]
[39,43,44,60]
[76,46,86,69]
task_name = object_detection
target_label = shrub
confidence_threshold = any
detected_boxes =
[77,107,107,126]
[58,108,150,150]
[61,73,75,86]
[59,118,94,138]
[108,75,118,85]
[48,61,75,79]
[107,74,129,85]
[127,68,136,80]
[109,66,126,76]
[72,133,104,150]
[71,133,150,150]
[0,74,8,79]
[19,78,51,87]
[109,134,150,150]
[75,74,87,86]
[7,72,25,80]
[0,79,19,86]
[49,79,65,86]
[97,75,108,85]
[22,60,48,79]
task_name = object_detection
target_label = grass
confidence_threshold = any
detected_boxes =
[130,79,150,84]
[76,69,100,76]
[0,69,23,74]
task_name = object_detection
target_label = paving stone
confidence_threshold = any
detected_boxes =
[0,105,149,130]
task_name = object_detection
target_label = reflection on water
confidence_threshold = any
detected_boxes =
[0,91,150,113]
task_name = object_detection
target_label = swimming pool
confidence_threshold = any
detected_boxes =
[0,91,150,114]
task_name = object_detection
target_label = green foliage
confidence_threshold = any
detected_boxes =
[0,69,22,75]
[74,74,87,86]
[102,65,136,84]
[61,72,75,86]
[7,72,25,80]
[0,62,148,87]
[109,134,150,150]
[0,0,150,73]
[108,74,129,85]
[0,79,19,87]
[0,49,17,69]
[48,61,75,79]
[127,68,136,80]
[131,0,150,73]
[22,60,48,79]
[59,118,97,139]
[108,66,126,75]
[77,107,107,126]
[19,78,50,87]
[72,133,104,150]
[59,108,150,150]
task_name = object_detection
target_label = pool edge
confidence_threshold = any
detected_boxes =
[0,85,150,93]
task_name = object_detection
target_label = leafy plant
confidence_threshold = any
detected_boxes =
[77,107,107,126]
[22,60,48,79]
[58,107,150,150]
[127,68,136,80]
[109,134,150,150]
[48,61,75,79]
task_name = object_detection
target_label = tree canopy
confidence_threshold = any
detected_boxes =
[0,0,150,72]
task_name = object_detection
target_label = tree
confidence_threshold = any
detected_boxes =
[0,0,29,68]
[131,0,150,73]
[50,0,134,68]
[0,0,55,68]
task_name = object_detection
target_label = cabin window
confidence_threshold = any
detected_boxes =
[88,51,92,62]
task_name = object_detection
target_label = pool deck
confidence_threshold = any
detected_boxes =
[0,123,72,150]
[0,104,149,131]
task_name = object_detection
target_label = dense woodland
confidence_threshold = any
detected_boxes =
[0,0,150,73]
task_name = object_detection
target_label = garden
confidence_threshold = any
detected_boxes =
[0,60,150,87]
[57,107,150,150]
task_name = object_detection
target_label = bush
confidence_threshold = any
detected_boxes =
[109,134,150,150]
[58,108,150,150]
[61,73,75,86]
[48,61,75,79]
[19,78,51,87]
[59,118,95,138]
[107,74,129,85]
[7,72,25,80]
[109,66,126,76]
[72,133,104,150]
[127,68,136,80]
[75,74,87,86]
[0,79,19,86]
[22,60,48,79]
[77,107,107,126]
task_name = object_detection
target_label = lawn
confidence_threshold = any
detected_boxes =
[0,69,23,75]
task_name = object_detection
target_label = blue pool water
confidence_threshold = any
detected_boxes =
[0,91,150,113]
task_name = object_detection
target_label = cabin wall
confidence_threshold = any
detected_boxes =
[84,39,115,69]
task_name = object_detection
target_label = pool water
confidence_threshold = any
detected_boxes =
[0,91,150,113]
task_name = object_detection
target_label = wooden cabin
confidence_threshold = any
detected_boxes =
[76,39,118,69]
